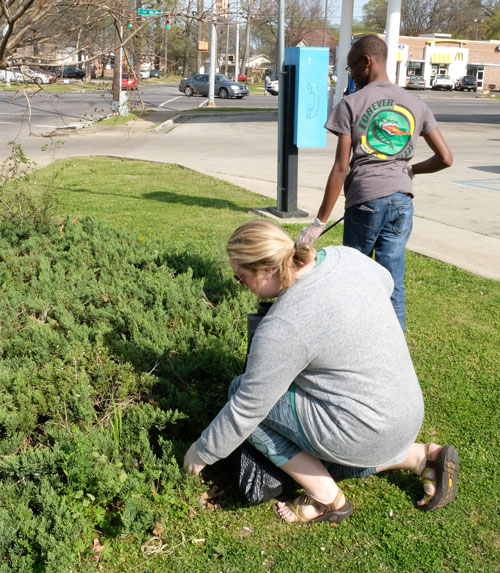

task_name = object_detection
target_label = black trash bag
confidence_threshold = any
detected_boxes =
[237,301,293,505]
[237,440,292,505]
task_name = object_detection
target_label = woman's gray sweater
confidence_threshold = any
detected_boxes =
[196,246,424,468]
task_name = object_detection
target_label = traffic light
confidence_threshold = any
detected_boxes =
[127,13,133,29]
[165,16,171,29]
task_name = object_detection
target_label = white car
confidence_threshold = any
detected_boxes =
[0,67,50,84]
[0,69,24,82]
[267,79,278,95]
[431,74,453,91]
[139,69,150,80]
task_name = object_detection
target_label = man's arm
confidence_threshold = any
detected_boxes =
[317,133,352,222]
[411,128,453,175]
[296,133,351,243]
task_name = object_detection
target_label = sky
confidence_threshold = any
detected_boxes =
[353,0,366,21]
[327,1,367,23]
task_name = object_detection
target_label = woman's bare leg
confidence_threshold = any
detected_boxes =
[274,450,346,522]
[376,442,442,505]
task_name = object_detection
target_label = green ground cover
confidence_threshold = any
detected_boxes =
[0,156,499,572]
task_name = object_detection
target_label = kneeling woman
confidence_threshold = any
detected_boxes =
[184,220,458,523]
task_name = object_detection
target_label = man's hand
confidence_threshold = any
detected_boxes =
[183,442,206,475]
[297,219,325,244]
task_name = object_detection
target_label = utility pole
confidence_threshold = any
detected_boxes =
[208,17,217,106]
[322,0,328,47]
[164,21,168,76]
[234,0,240,81]
[112,18,123,113]
[197,0,203,73]
[225,16,230,75]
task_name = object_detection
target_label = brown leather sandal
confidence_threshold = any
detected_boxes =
[419,444,459,511]
[272,488,353,525]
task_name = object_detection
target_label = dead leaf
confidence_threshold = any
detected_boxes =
[199,484,225,511]
[152,523,165,537]
[90,538,105,562]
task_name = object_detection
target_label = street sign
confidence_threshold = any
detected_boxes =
[138,8,162,15]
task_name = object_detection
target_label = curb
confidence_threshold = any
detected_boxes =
[154,109,278,133]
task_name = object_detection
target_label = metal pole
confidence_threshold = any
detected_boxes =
[197,0,203,72]
[225,15,230,75]
[119,25,123,94]
[276,0,285,210]
[208,19,216,106]
[112,20,121,107]
[334,0,354,107]
[164,21,168,77]
[385,0,402,84]
[322,0,328,47]
[234,0,240,80]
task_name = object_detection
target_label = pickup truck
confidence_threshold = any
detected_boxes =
[431,74,453,91]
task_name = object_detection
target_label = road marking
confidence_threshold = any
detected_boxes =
[455,178,500,192]
[0,121,16,124]
[159,96,182,107]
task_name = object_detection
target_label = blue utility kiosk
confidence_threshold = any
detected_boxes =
[268,46,330,218]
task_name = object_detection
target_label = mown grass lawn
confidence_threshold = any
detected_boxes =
[4,156,500,572]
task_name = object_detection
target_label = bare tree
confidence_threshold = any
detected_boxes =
[1,0,76,68]
[251,0,326,67]
[361,0,489,38]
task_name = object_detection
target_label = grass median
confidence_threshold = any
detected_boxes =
[1,155,499,572]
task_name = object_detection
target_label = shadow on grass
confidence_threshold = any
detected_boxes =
[383,470,423,506]
[143,191,249,212]
[60,187,250,213]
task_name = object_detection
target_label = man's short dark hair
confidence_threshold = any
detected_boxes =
[351,35,388,62]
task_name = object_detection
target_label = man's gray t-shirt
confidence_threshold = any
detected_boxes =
[325,80,437,209]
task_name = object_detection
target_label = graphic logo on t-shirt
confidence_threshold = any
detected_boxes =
[359,101,415,159]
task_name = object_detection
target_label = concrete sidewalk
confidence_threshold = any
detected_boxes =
[152,112,500,281]
[12,111,500,281]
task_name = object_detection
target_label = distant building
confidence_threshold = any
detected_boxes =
[373,33,500,90]
[295,27,338,67]
[247,54,271,70]
[11,43,81,67]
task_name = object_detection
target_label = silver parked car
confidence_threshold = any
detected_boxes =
[406,75,426,90]
[179,73,249,99]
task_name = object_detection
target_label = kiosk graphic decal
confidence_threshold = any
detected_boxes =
[359,102,415,159]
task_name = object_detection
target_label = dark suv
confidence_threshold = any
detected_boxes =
[56,66,85,79]
[455,75,478,92]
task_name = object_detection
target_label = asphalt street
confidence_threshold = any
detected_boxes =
[0,82,278,143]
[0,88,499,281]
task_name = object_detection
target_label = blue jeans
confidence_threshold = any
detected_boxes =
[343,193,413,331]
[229,376,376,480]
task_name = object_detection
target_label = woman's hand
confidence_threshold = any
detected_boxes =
[183,442,206,475]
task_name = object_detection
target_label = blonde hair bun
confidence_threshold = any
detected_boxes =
[227,220,316,289]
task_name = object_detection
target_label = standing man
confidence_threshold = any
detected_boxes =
[264,71,272,95]
[298,35,452,331]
